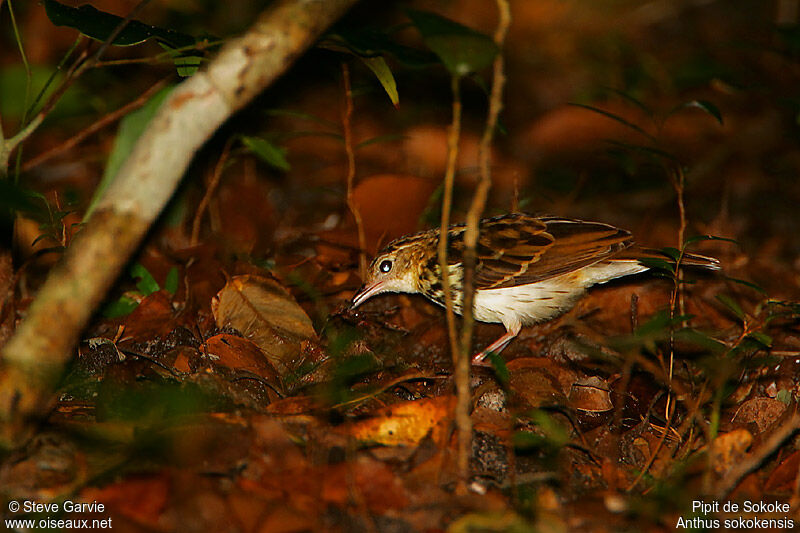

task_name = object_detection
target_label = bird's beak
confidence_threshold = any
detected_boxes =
[351,280,386,308]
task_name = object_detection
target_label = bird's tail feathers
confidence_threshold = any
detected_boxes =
[617,247,721,271]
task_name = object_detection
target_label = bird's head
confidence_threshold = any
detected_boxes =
[351,242,424,308]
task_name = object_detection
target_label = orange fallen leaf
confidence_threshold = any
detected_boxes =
[709,429,753,475]
[345,396,455,446]
[203,333,279,381]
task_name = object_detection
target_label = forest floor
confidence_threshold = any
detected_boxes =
[2,0,800,531]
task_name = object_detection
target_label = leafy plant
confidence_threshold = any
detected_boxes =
[43,0,210,76]
[406,9,498,78]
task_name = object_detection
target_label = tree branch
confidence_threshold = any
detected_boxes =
[0,0,359,447]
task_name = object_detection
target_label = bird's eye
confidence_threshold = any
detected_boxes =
[379,259,393,273]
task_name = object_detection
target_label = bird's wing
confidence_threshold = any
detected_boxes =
[448,214,633,289]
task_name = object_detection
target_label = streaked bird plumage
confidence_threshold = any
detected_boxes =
[351,213,720,360]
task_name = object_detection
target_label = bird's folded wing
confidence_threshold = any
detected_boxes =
[468,215,633,289]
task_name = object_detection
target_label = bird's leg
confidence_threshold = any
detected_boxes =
[473,321,522,364]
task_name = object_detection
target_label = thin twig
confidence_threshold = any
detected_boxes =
[665,164,687,421]
[627,395,677,492]
[92,39,220,69]
[191,137,233,246]
[0,115,43,176]
[2,0,154,177]
[437,74,463,493]
[342,62,367,277]
[32,0,153,126]
[23,79,170,172]
[456,0,510,494]
[26,36,84,122]
[438,74,462,363]
[673,165,687,320]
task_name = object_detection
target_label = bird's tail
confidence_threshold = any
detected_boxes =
[617,247,721,271]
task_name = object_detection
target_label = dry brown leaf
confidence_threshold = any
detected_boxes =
[203,333,279,381]
[731,397,788,434]
[212,275,315,374]
[764,450,800,493]
[507,358,567,408]
[264,395,321,415]
[568,376,613,413]
[257,504,316,533]
[123,290,176,340]
[321,456,409,513]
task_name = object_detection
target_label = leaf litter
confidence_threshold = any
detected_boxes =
[2,1,800,532]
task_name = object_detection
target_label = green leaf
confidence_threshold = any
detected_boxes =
[240,136,291,172]
[638,257,675,275]
[130,263,160,296]
[635,311,693,337]
[684,234,739,246]
[569,103,655,141]
[44,0,196,48]
[103,295,139,317]
[358,56,399,106]
[678,99,724,125]
[512,431,548,450]
[158,43,202,77]
[0,180,48,219]
[604,87,654,118]
[356,133,405,149]
[724,276,767,294]
[485,351,509,386]
[164,267,179,295]
[322,29,437,69]
[674,328,726,353]
[660,247,681,261]
[716,294,745,320]
[513,411,569,450]
[746,331,773,348]
[86,86,174,220]
[406,9,499,77]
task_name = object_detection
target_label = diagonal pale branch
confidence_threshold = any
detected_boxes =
[0,0,358,447]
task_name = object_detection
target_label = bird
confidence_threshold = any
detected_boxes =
[350,213,720,362]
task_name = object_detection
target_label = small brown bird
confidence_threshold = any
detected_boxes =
[351,213,720,361]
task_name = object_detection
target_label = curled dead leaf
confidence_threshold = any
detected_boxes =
[568,376,613,413]
[212,275,316,375]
